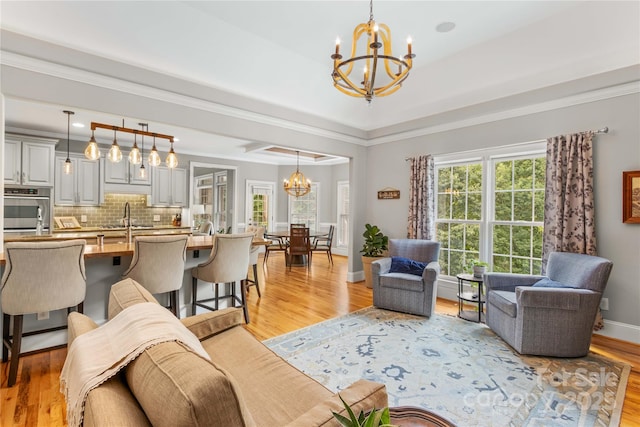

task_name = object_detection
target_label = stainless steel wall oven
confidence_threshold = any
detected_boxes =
[3,188,51,234]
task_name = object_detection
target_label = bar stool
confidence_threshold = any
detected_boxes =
[122,235,189,318]
[1,240,86,387]
[245,226,265,296]
[191,233,253,322]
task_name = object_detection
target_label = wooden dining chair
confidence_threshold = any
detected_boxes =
[287,226,311,271]
[311,224,335,265]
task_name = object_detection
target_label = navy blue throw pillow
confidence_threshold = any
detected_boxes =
[531,278,575,288]
[389,256,427,276]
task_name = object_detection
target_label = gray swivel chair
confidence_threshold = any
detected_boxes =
[371,239,441,317]
[484,251,613,357]
[191,233,254,322]
[122,235,189,318]
[1,240,86,387]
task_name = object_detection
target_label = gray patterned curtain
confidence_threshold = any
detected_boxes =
[407,155,435,240]
[542,131,603,330]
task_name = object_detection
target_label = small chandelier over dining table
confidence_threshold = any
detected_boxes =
[283,151,311,197]
[331,0,415,103]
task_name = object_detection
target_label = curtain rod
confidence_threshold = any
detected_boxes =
[404,126,610,161]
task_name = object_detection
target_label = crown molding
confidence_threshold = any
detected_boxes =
[0,51,367,146]
[368,80,640,145]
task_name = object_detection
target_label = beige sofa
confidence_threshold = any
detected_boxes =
[67,278,388,426]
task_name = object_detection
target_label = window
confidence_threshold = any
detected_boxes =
[288,183,318,229]
[336,181,349,248]
[435,144,545,277]
[214,172,227,232]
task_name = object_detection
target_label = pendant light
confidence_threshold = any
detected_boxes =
[108,128,123,162]
[148,134,162,166]
[84,129,101,160]
[128,133,142,165]
[138,123,147,179]
[63,110,74,175]
[283,151,311,197]
[166,141,178,168]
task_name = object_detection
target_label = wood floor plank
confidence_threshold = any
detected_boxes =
[0,253,638,426]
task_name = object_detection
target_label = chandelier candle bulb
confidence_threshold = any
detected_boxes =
[407,37,412,56]
[335,37,340,55]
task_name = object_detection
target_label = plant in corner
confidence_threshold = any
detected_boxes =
[332,394,397,427]
[360,224,389,289]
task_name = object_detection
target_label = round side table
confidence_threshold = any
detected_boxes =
[389,406,456,427]
[456,273,485,323]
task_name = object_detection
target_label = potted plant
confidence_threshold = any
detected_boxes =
[466,259,489,278]
[332,394,397,427]
[361,223,389,289]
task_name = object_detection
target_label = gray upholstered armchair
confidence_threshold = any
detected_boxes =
[371,239,441,317]
[484,252,613,357]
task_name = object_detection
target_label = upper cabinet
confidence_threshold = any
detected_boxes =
[104,153,150,186]
[54,155,101,206]
[151,166,187,207]
[4,136,56,186]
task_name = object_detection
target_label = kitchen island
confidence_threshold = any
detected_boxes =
[3,225,193,244]
[0,235,270,353]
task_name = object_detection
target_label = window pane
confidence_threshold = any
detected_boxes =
[436,223,449,249]
[532,225,543,258]
[439,250,450,276]
[493,255,510,273]
[450,251,465,276]
[513,191,533,221]
[438,167,451,192]
[465,224,480,252]
[495,160,512,191]
[493,224,510,255]
[452,195,466,219]
[494,192,512,221]
[514,159,533,190]
[534,157,546,189]
[450,223,464,249]
[512,226,531,257]
[437,194,451,219]
[512,257,530,274]
[468,164,482,191]
[452,166,467,192]
[534,190,545,222]
[467,193,481,220]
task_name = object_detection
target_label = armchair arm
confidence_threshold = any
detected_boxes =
[371,258,392,276]
[284,380,387,427]
[422,261,440,282]
[67,312,99,346]
[180,307,244,341]
[484,272,545,292]
[516,287,597,310]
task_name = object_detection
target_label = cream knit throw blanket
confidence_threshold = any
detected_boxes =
[60,302,211,427]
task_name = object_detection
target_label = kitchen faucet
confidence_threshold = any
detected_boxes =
[123,202,132,244]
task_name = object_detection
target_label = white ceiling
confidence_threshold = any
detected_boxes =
[1,1,638,165]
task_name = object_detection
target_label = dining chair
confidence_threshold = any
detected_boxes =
[287,226,311,271]
[1,240,86,387]
[191,233,254,322]
[311,224,335,265]
[245,225,265,296]
[122,235,189,318]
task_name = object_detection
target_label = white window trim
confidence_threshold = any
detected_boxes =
[287,182,319,228]
[245,180,275,231]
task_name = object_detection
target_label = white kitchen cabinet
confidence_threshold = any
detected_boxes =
[4,136,56,186]
[104,153,150,186]
[55,155,101,206]
[151,166,187,206]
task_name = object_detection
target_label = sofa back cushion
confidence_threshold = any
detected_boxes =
[108,278,256,427]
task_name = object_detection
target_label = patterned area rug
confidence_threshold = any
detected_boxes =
[264,307,630,427]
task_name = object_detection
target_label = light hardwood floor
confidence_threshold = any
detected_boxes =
[1,253,639,426]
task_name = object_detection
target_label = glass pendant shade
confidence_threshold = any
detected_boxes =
[84,131,101,160]
[108,131,123,163]
[148,145,161,166]
[166,144,178,168]
[138,164,146,179]
[129,135,142,165]
[63,158,73,175]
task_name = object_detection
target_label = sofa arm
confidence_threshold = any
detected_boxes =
[284,379,388,427]
[484,272,544,292]
[67,312,99,346]
[180,307,244,341]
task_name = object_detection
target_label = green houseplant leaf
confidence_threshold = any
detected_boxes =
[332,394,397,427]
[360,223,389,257]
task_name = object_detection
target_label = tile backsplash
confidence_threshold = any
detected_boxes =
[53,194,184,228]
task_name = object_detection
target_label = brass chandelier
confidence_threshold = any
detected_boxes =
[283,151,311,197]
[331,0,415,103]
[84,120,178,168]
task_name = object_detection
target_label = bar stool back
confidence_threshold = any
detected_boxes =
[1,240,86,387]
[191,233,253,322]
[245,226,265,296]
[122,235,189,318]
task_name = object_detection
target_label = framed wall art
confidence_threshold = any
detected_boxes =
[622,170,640,224]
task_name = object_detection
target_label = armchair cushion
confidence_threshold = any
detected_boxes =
[389,256,427,276]
[488,290,517,318]
[531,278,576,288]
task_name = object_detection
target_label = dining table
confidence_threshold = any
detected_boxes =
[265,229,329,267]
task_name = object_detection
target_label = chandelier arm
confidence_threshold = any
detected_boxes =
[334,63,368,96]
[334,83,368,98]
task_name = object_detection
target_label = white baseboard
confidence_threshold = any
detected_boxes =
[348,270,365,283]
[595,319,640,345]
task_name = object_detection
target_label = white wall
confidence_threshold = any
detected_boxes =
[365,92,640,342]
